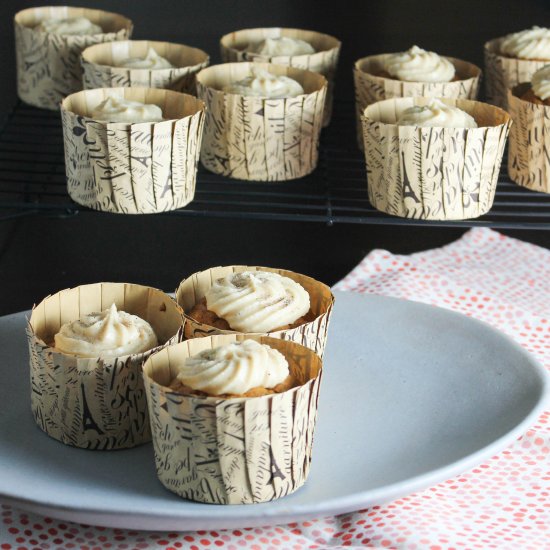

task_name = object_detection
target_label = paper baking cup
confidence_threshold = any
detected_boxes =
[15,6,133,110]
[507,85,550,193]
[484,38,548,109]
[196,62,326,181]
[82,40,209,95]
[176,265,334,358]
[361,97,511,220]
[220,27,340,126]
[353,54,481,149]
[26,282,184,450]
[60,87,205,214]
[143,334,322,504]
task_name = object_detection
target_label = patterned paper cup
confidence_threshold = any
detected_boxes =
[176,265,334,358]
[353,54,481,149]
[507,85,550,194]
[196,62,326,181]
[26,282,184,450]
[82,40,209,95]
[15,6,133,110]
[484,38,548,109]
[143,334,322,504]
[60,87,205,214]
[361,97,512,220]
[220,27,340,126]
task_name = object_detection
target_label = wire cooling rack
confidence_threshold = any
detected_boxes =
[0,100,548,228]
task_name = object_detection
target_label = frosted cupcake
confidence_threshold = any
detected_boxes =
[143,334,322,503]
[176,266,334,358]
[220,28,340,126]
[82,40,209,95]
[26,282,184,449]
[485,26,550,108]
[14,6,133,110]
[60,87,205,214]
[354,46,481,148]
[361,97,511,220]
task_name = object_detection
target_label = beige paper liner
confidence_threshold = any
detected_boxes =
[361,97,512,220]
[14,6,133,110]
[143,334,322,504]
[196,62,327,181]
[60,87,205,214]
[220,28,340,126]
[484,38,548,109]
[176,265,334,358]
[82,40,209,95]
[26,282,184,450]
[353,54,481,149]
[507,85,550,193]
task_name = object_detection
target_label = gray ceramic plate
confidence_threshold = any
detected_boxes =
[0,290,547,530]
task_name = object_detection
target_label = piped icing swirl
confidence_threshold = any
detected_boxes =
[223,68,304,98]
[54,303,158,358]
[176,339,289,395]
[116,48,174,69]
[36,16,102,36]
[204,271,310,332]
[500,26,550,60]
[396,99,478,128]
[248,36,315,57]
[384,45,455,82]
[531,64,550,100]
[90,96,164,123]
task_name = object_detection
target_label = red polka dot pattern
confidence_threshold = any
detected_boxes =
[1,229,547,549]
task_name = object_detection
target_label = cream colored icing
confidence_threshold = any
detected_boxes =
[116,48,174,69]
[177,339,289,395]
[384,45,455,82]
[36,16,103,36]
[223,67,304,98]
[531,64,550,100]
[248,36,315,56]
[204,271,310,333]
[396,99,478,128]
[54,304,158,358]
[90,96,164,123]
[500,26,550,60]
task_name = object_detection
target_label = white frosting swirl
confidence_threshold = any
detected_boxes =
[500,26,550,60]
[116,48,174,69]
[531,64,550,100]
[249,36,315,56]
[54,304,158,358]
[204,271,310,333]
[91,96,164,123]
[36,16,103,36]
[384,45,455,82]
[177,339,289,395]
[223,68,304,98]
[396,99,478,128]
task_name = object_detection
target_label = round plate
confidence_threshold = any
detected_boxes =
[0,291,547,530]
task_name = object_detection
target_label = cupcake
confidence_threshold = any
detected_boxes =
[60,87,205,214]
[484,26,550,108]
[354,46,481,149]
[220,28,340,126]
[26,282,184,449]
[82,40,209,95]
[507,65,550,193]
[361,97,511,220]
[176,266,334,358]
[14,6,133,110]
[196,62,326,181]
[143,334,322,504]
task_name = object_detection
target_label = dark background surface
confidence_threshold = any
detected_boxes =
[0,0,549,315]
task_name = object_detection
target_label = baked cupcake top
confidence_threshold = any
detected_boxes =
[115,47,174,69]
[500,26,550,60]
[248,36,315,56]
[384,45,455,82]
[35,16,103,35]
[531,64,550,100]
[223,67,304,98]
[396,99,478,128]
[176,339,289,395]
[91,96,164,123]
[54,303,158,358]
[204,271,310,332]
